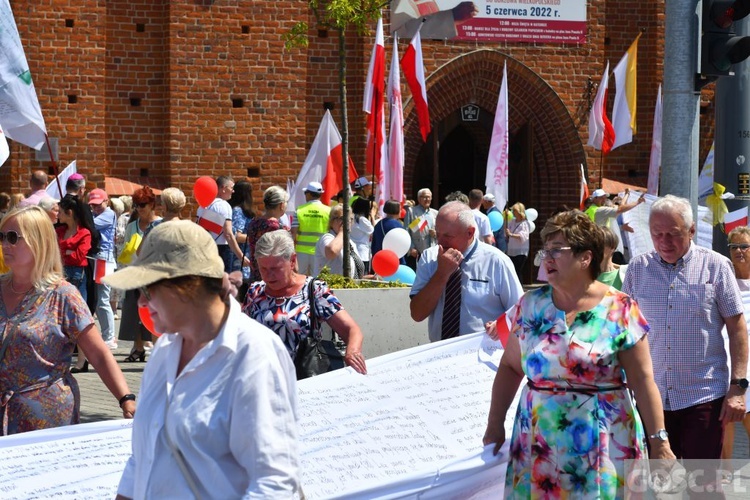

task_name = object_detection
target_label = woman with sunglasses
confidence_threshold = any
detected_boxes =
[105,221,298,499]
[722,226,750,460]
[483,210,674,497]
[117,186,162,362]
[0,206,135,435]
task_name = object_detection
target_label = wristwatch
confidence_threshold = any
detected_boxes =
[649,429,669,441]
[730,378,749,390]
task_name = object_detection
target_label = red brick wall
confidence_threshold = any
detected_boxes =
[5,1,711,216]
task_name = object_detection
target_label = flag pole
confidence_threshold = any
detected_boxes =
[44,134,63,197]
[599,150,605,188]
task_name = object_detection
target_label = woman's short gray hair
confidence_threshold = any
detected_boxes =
[119,195,133,212]
[263,185,288,209]
[109,197,124,216]
[650,194,693,228]
[38,197,59,212]
[255,230,295,261]
[160,187,186,213]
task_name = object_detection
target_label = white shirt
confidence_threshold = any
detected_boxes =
[197,198,232,244]
[117,297,299,499]
[351,216,374,261]
[472,209,493,239]
[313,231,356,277]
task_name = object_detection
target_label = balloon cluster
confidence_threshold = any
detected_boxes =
[488,207,539,233]
[371,228,416,285]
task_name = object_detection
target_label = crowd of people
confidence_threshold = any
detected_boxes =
[2,169,749,497]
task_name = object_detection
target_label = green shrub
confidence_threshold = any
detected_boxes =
[317,266,410,289]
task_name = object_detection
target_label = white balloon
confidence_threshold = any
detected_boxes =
[528,221,536,233]
[382,228,411,258]
[526,208,538,222]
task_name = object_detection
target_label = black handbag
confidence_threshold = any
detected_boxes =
[294,278,346,380]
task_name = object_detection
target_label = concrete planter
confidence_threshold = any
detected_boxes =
[332,286,429,360]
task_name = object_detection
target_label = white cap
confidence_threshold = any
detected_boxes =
[591,188,608,198]
[353,176,372,189]
[303,181,324,194]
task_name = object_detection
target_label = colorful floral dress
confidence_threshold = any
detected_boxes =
[242,276,342,359]
[0,281,94,435]
[505,285,648,499]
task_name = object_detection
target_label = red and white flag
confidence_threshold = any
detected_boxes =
[196,207,226,237]
[364,17,387,200]
[386,33,405,208]
[94,259,116,284]
[647,84,662,196]
[288,111,358,211]
[725,207,748,233]
[495,304,517,348]
[485,61,509,212]
[579,164,590,210]
[401,29,431,142]
[587,62,615,154]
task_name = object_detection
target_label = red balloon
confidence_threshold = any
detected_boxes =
[194,176,218,208]
[372,249,399,277]
[138,305,160,337]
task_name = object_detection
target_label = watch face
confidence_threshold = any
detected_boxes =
[741,379,749,389]
[657,429,668,440]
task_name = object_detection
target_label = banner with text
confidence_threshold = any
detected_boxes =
[390,0,587,44]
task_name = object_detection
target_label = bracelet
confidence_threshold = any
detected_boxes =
[118,393,136,407]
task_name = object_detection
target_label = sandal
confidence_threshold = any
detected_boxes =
[124,349,146,362]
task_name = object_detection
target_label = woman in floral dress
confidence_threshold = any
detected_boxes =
[0,206,135,435]
[484,210,674,498]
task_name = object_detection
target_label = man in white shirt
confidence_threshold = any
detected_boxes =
[469,189,494,245]
[196,175,250,273]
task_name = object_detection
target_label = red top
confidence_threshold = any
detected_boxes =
[56,225,91,267]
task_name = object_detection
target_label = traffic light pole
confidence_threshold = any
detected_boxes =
[714,15,750,252]
[662,0,701,221]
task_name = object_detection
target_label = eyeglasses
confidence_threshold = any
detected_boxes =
[728,244,750,251]
[139,285,152,301]
[0,230,24,245]
[537,247,572,260]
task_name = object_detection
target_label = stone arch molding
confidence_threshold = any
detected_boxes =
[403,49,586,206]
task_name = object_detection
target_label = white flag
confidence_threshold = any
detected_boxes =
[485,62,509,211]
[387,34,405,207]
[46,160,76,200]
[647,85,662,195]
[0,0,48,150]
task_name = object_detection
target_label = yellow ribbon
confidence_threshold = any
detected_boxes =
[706,182,728,226]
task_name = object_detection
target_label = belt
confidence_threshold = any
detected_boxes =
[1,376,64,435]
[527,380,626,395]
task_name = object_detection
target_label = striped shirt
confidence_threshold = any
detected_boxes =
[623,243,743,411]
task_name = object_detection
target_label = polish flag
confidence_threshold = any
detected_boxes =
[647,84,662,195]
[495,305,516,348]
[587,61,615,154]
[725,207,749,234]
[387,33,405,207]
[485,61,509,213]
[196,207,226,238]
[401,29,431,142]
[364,17,387,180]
[94,259,115,284]
[580,164,590,210]
[611,34,640,150]
[288,110,358,211]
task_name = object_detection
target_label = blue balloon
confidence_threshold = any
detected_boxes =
[384,264,416,285]
[488,211,504,232]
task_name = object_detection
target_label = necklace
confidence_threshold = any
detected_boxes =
[8,280,32,295]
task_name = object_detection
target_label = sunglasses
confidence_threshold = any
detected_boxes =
[139,285,152,301]
[0,230,24,245]
[136,203,150,208]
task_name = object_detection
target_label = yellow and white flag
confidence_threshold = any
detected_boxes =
[611,33,640,150]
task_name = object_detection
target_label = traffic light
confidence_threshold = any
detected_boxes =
[700,0,750,77]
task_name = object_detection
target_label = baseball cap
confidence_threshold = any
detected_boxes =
[103,220,224,291]
[88,188,108,204]
[591,188,608,198]
[353,176,372,189]
[483,193,496,202]
[303,181,324,194]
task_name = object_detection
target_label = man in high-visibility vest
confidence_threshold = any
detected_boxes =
[349,176,373,206]
[586,188,644,264]
[292,181,331,275]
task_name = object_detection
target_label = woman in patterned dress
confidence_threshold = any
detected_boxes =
[242,229,367,377]
[0,206,135,435]
[483,210,674,498]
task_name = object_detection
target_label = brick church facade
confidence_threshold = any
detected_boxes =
[2,1,712,220]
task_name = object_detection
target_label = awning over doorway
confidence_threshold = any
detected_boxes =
[601,178,646,195]
[104,176,165,197]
